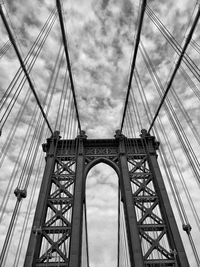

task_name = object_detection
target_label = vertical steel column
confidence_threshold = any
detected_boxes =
[24,131,60,267]
[117,132,144,267]
[69,132,86,267]
[142,132,190,267]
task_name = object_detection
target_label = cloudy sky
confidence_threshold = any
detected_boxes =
[0,0,200,266]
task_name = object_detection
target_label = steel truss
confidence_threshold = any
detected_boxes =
[24,130,189,267]
[129,155,176,266]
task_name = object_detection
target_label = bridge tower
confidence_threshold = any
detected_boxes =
[24,129,189,267]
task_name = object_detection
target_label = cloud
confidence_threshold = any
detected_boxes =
[0,0,200,266]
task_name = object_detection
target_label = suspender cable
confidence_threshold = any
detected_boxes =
[0,40,11,59]
[0,8,56,112]
[120,0,147,132]
[179,66,200,101]
[13,150,44,266]
[148,5,200,133]
[191,39,200,54]
[56,0,81,133]
[0,4,53,135]
[0,12,57,131]
[0,199,21,266]
[146,7,200,86]
[140,42,200,187]
[139,42,200,217]
[139,42,200,146]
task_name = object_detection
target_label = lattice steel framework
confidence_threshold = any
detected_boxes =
[24,130,189,267]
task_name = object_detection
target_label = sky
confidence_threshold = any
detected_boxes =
[0,0,200,266]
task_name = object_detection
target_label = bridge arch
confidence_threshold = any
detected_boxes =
[84,157,120,180]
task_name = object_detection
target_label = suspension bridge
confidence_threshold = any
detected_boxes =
[0,0,200,266]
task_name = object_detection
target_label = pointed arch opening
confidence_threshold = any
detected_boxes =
[85,162,119,267]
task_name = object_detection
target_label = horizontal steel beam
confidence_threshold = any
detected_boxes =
[36,263,68,267]
[139,224,166,231]
[144,259,176,266]
[42,226,71,233]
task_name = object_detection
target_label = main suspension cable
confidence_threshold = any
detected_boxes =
[0,4,53,134]
[0,8,56,112]
[0,12,57,131]
[146,5,200,84]
[148,5,200,133]
[56,0,81,133]
[120,0,147,132]
[139,42,200,188]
